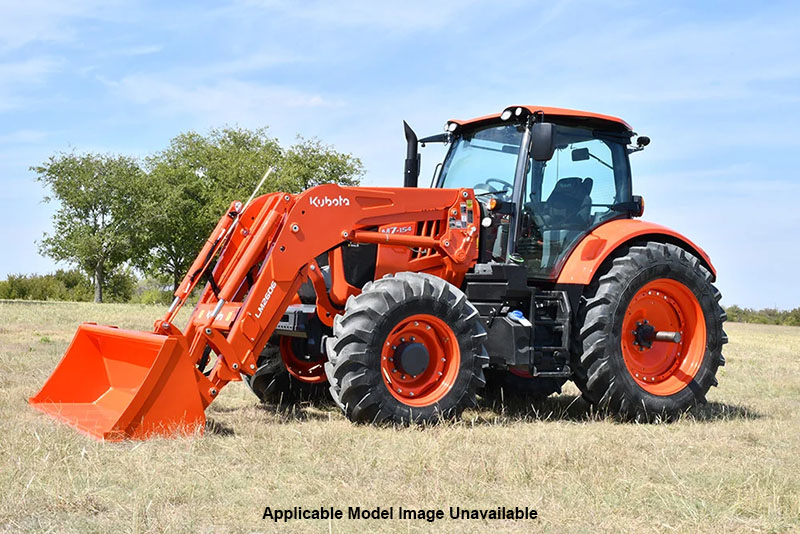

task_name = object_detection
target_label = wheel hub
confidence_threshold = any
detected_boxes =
[632,320,656,349]
[395,342,429,376]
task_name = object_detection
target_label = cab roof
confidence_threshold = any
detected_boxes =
[449,105,633,132]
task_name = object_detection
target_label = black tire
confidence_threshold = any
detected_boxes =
[243,341,327,403]
[572,241,727,420]
[325,272,488,424]
[483,369,566,401]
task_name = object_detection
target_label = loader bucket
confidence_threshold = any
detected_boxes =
[29,323,206,441]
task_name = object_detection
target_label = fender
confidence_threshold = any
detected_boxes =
[556,219,716,285]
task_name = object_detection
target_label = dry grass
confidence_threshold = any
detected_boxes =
[1,301,798,533]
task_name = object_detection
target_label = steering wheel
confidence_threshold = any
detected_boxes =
[473,178,513,200]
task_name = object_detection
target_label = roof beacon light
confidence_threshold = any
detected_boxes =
[500,109,512,121]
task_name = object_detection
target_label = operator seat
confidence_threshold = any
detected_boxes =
[543,177,593,229]
[540,177,593,268]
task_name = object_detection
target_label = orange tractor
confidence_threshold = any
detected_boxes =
[30,106,726,439]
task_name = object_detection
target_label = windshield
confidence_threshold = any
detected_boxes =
[438,123,523,197]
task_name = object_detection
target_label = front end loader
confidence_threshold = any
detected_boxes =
[31,105,726,439]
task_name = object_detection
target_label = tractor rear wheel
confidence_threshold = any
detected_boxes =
[325,272,488,424]
[572,241,727,420]
[244,337,327,403]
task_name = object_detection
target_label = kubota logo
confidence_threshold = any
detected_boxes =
[308,195,350,208]
[255,281,277,319]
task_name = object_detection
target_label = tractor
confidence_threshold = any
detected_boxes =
[30,105,726,439]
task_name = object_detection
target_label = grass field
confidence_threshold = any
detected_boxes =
[1,301,798,533]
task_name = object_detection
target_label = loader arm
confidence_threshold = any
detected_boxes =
[160,184,481,407]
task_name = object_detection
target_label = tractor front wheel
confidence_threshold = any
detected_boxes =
[573,242,727,420]
[325,272,488,424]
[244,337,327,403]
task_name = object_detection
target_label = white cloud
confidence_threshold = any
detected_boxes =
[235,0,484,33]
[106,74,340,126]
[0,1,114,51]
[0,130,49,144]
[116,44,163,57]
[0,57,62,112]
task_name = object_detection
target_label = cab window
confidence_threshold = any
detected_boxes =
[521,126,631,278]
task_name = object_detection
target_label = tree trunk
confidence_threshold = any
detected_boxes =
[173,268,181,293]
[94,262,104,303]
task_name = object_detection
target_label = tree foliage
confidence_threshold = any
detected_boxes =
[30,126,364,300]
[33,153,147,302]
[0,269,135,302]
[725,305,800,326]
[139,127,364,289]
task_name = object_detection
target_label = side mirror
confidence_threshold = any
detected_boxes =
[612,195,645,217]
[530,122,555,161]
[571,147,590,162]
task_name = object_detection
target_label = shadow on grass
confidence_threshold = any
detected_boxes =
[253,395,341,423]
[205,418,236,436]
[473,393,762,425]
[211,393,760,431]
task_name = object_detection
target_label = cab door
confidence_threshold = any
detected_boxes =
[519,125,632,279]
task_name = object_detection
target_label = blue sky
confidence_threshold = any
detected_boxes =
[0,1,798,309]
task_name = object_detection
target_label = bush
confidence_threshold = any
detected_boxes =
[725,305,800,326]
[130,277,173,305]
[0,269,136,302]
[0,270,92,301]
[104,270,137,303]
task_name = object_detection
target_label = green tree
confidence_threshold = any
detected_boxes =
[141,126,364,289]
[278,136,363,191]
[33,153,146,302]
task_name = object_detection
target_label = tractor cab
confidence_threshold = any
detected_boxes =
[430,106,644,280]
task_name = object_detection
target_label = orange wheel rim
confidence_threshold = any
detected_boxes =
[380,314,461,407]
[279,336,326,383]
[621,278,706,396]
